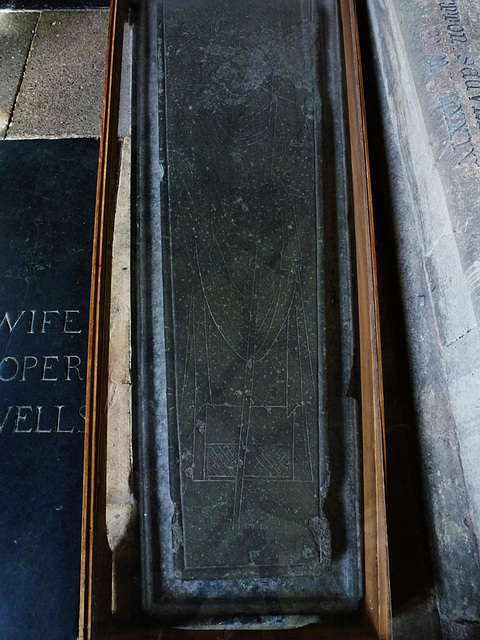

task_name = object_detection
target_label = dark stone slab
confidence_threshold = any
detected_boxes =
[135,0,362,622]
[0,139,97,640]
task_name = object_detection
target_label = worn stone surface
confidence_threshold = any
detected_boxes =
[106,138,135,614]
[106,136,132,547]
[384,1,480,541]
[0,0,106,8]
[441,620,480,640]
[136,0,362,620]
[365,0,480,630]
[7,10,108,139]
[0,12,38,137]
[166,6,327,576]
[393,602,442,640]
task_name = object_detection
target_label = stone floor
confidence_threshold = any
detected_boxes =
[0,9,109,138]
[0,0,107,11]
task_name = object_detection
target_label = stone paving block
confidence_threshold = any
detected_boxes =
[7,10,108,139]
[0,0,106,8]
[0,12,38,137]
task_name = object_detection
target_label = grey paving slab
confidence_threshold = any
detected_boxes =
[7,10,108,139]
[0,12,39,138]
[1,0,107,8]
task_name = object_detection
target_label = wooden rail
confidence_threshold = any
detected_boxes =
[79,0,125,637]
[338,0,391,636]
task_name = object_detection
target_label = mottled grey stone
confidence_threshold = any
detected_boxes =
[0,12,38,137]
[393,601,442,639]
[440,619,480,640]
[391,159,480,622]
[135,0,362,622]
[365,0,480,627]
[7,10,108,139]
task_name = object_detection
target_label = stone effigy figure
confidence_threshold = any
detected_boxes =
[169,11,328,571]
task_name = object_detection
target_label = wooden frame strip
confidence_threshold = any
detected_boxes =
[339,0,391,637]
[79,0,126,638]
